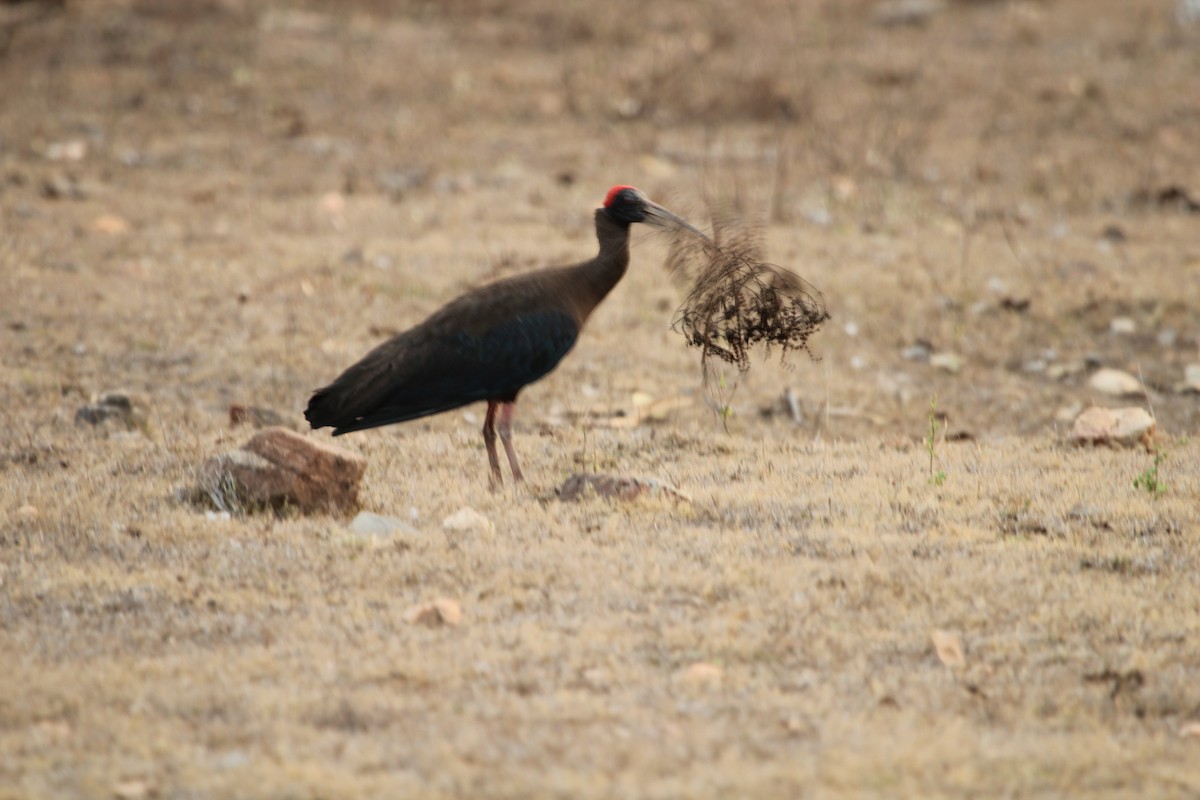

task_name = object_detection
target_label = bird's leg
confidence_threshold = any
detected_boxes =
[483,400,503,488]
[497,401,524,484]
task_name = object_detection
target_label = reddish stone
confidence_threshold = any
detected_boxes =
[200,427,365,516]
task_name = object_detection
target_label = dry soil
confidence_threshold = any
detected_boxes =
[2,1,1200,797]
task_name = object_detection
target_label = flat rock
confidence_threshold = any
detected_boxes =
[1069,406,1156,448]
[559,473,691,503]
[197,427,365,515]
[1088,368,1145,397]
[349,511,420,539]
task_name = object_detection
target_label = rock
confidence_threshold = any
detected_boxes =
[113,779,150,800]
[1054,402,1084,423]
[442,506,492,533]
[43,139,87,161]
[402,598,462,628]
[929,352,962,373]
[873,0,945,27]
[1022,359,1047,373]
[1178,364,1200,395]
[75,391,146,430]
[931,629,965,668]
[42,173,85,200]
[1088,368,1144,398]
[17,505,38,522]
[349,512,419,539]
[319,191,345,217]
[1181,0,1200,25]
[91,214,130,234]
[558,473,691,504]
[675,662,724,688]
[214,749,250,770]
[1109,317,1136,335]
[1069,406,1156,448]
[197,427,365,516]
[1046,360,1085,381]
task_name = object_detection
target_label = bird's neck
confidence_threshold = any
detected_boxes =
[572,210,631,318]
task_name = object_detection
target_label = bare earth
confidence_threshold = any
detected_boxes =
[2,1,1199,797]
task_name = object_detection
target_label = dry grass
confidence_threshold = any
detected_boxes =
[668,214,831,372]
[2,0,1200,797]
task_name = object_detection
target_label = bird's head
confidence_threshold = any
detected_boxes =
[602,185,710,242]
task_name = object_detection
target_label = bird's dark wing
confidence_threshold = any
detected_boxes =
[305,308,579,435]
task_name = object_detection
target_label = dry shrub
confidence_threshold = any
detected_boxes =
[668,213,831,374]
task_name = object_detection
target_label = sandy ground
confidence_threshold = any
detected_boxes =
[2,0,1200,797]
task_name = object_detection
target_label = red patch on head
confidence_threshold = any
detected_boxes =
[603,185,639,208]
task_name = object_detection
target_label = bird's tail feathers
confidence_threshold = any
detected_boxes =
[303,387,344,430]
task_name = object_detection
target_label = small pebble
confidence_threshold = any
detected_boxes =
[44,139,87,161]
[1109,317,1136,335]
[91,214,130,235]
[930,352,962,373]
[931,629,965,668]
[403,598,463,627]
[675,662,724,688]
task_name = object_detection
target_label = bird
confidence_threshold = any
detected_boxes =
[304,185,707,487]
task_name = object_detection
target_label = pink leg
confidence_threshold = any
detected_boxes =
[497,401,524,484]
[483,401,502,488]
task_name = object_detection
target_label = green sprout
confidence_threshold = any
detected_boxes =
[1132,447,1167,496]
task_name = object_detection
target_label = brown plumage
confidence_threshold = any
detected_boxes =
[304,186,706,487]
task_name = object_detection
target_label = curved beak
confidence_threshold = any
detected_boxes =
[642,198,712,244]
